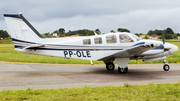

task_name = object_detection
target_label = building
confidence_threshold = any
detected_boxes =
[52,33,57,36]
[152,36,160,39]
[178,36,180,40]
[140,35,145,38]
[66,35,80,37]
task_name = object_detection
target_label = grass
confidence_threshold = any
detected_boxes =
[0,39,13,44]
[0,40,180,64]
[0,83,180,101]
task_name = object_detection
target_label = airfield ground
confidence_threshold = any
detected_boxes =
[0,62,180,90]
[0,62,180,100]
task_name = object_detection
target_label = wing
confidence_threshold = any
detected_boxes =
[98,43,160,61]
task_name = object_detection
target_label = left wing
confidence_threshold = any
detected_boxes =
[98,43,160,61]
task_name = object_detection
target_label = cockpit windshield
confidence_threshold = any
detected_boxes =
[119,34,134,43]
[131,34,141,41]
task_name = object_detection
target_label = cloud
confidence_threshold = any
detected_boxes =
[1,0,180,34]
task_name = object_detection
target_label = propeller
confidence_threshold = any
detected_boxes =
[162,31,171,52]
[162,31,165,44]
[162,31,171,63]
[162,31,166,63]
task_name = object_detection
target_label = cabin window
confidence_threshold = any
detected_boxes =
[83,39,91,45]
[119,34,134,43]
[106,35,117,43]
[94,37,102,44]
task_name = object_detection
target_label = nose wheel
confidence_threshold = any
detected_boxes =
[163,64,170,71]
[118,67,128,74]
[163,59,170,71]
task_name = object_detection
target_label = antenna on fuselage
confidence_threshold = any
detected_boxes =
[94,32,98,35]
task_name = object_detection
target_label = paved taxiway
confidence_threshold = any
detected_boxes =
[0,62,180,90]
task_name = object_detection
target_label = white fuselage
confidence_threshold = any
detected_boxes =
[13,32,178,62]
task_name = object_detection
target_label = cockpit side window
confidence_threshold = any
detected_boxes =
[106,35,117,44]
[83,39,91,45]
[119,34,134,43]
[94,37,102,44]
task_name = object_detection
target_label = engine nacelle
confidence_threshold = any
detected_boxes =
[141,49,163,56]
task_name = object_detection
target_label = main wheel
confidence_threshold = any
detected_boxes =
[106,62,115,71]
[118,67,128,74]
[163,64,170,71]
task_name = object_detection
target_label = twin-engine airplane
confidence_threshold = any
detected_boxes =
[3,13,178,74]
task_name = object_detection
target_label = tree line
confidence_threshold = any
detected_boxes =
[0,27,179,39]
[42,28,131,38]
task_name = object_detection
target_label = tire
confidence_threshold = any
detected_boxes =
[118,67,128,74]
[163,64,170,71]
[106,62,115,71]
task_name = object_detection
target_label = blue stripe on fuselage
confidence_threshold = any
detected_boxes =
[12,38,36,44]
[14,45,27,49]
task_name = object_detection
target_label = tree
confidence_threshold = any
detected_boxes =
[65,29,94,36]
[154,29,162,35]
[147,30,153,36]
[144,35,149,39]
[117,28,130,33]
[41,32,53,38]
[58,28,65,37]
[0,30,9,38]
[110,30,115,33]
[95,29,101,35]
[59,28,65,34]
[134,33,140,37]
[165,34,172,39]
[172,34,178,39]
[165,27,174,34]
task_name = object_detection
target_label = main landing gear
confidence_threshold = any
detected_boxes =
[106,62,115,71]
[105,62,128,74]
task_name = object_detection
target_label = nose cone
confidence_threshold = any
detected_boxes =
[169,44,178,54]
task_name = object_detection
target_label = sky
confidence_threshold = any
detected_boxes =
[1,0,180,34]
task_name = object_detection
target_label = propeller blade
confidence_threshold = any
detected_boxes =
[162,31,165,44]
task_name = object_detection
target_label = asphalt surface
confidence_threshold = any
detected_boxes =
[0,62,180,90]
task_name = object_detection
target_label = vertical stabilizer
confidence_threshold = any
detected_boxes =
[4,13,44,43]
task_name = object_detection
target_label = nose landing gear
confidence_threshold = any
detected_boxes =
[163,59,170,71]
[118,67,128,74]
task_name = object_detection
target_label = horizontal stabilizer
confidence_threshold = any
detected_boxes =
[25,44,45,49]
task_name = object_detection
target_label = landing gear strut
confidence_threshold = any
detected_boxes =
[106,62,115,71]
[118,67,128,74]
[163,60,170,71]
